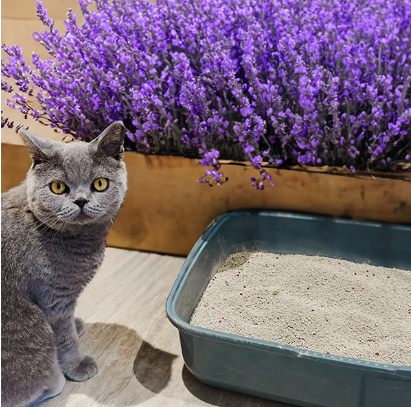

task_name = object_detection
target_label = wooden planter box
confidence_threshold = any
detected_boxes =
[2,132,410,256]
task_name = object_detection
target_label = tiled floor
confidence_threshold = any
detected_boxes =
[43,247,289,407]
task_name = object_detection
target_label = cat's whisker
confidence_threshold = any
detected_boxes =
[37,218,62,240]
[51,224,61,244]
[32,213,59,227]
[53,222,68,245]
[60,223,67,245]
[36,216,58,231]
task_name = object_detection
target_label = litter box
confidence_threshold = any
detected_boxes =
[166,210,411,407]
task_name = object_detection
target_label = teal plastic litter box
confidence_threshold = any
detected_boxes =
[166,210,411,407]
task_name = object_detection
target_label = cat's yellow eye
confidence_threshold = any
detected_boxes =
[50,181,67,194]
[93,178,108,192]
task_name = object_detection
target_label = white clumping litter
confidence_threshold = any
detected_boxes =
[190,252,411,366]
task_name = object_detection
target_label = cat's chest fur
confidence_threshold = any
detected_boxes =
[29,226,106,295]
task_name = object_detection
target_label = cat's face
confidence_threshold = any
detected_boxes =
[20,122,127,232]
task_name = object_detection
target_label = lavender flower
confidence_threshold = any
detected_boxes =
[2,0,411,188]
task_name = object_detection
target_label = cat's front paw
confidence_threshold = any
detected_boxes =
[74,317,86,337]
[65,355,98,382]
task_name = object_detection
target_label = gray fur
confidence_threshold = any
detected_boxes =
[1,122,127,407]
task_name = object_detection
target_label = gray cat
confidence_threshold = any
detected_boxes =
[1,122,128,407]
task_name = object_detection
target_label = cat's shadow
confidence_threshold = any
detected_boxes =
[43,322,177,406]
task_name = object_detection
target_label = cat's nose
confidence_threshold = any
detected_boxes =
[74,199,88,209]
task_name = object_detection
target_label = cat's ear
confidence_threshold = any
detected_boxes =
[19,128,54,168]
[91,121,125,160]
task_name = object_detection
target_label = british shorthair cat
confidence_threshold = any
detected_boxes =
[1,122,128,406]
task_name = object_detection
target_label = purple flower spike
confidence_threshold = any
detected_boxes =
[1,0,410,189]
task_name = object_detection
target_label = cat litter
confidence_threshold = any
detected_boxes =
[190,252,411,366]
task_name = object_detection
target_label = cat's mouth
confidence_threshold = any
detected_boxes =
[77,210,103,222]
[69,210,97,224]
[75,211,89,220]
[56,206,105,225]
[55,212,101,227]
